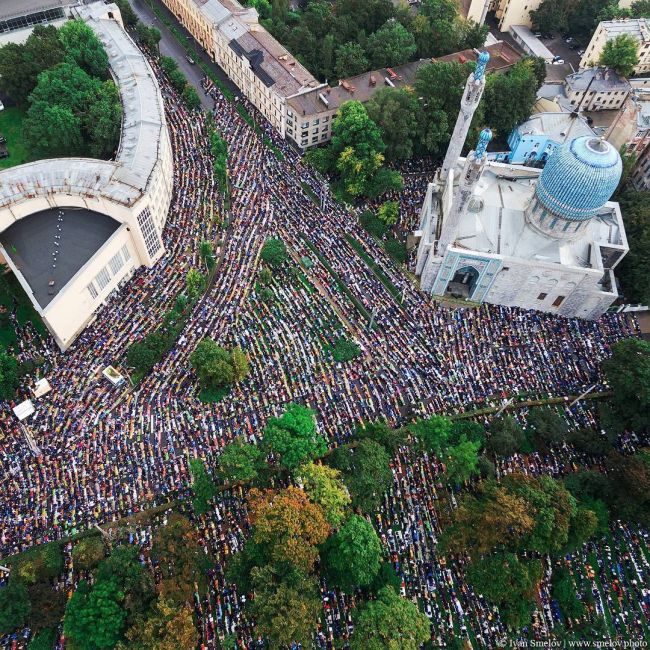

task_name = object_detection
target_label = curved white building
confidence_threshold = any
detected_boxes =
[0,2,173,350]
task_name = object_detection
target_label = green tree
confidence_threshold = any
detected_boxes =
[350,586,430,650]
[248,565,321,648]
[28,628,57,650]
[160,56,178,76]
[551,566,584,620]
[210,129,229,192]
[0,350,20,400]
[486,415,526,457]
[444,435,481,485]
[616,190,650,305]
[602,338,650,432]
[321,101,402,201]
[331,336,361,363]
[199,240,215,271]
[530,0,572,35]
[59,20,109,78]
[414,61,478,157]
[409,415,453,455]
[185,268,205,300]
[72,536,105,572]
[260,238,288,268]
[95,546,155,624]
[484,59,540,140]
[11,543,63,585]
[321,515,382,590]
[297,461,351,526]
[217,437,265,483]
[84,80,122,158]
[526,406,568,450]
[231,347,249,382]
[334,42,369,79]
[466,553,542,628]
[64,578,127,650]
[23,102,83,158]
[329,438,393,513]
[188,458,218,515]
[366,20,416,68]
[366,87,419,161]
[632,0,650,17]
[358,420,407,454]
[600,34,639,77]
[114,0,139,27]
[183,84,202,110]
[190,339,235,389]
[135,23,162,53]
[263,403,327,470]
[377,201,399,226]
[0,579,31,635]
[0,25,65,105]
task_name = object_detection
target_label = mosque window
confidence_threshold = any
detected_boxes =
[121,245,131,262]
[537,292,547,300]
[552,295,565,307]
[137,208,161,258]
[87,283,98,300]
[95,267,111,291]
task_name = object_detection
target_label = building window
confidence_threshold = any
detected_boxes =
[137,208,162,258]
[108,250,124,276]
[552,295,565,307]
[95,266,111,291]
[537,292,547,300]
[87,283,98,300]
[121,244,131,262]
[301,121,308,128]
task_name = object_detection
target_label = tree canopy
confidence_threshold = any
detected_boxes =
[602,338,650,433]
[263,403,327,470]
[260,238,288,268]
[248,486,330,573]
[600,34,639,77]
[188,458,218,515]
[350,586,430,650]
[320,514,382,590]
[217,437,265,483]
[190,339,250,392]
[297,461,351,527]
[0,350,20,400]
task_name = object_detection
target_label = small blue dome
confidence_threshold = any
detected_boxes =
[535,136,622,222]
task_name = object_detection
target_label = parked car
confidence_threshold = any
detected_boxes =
[186,55,195,65]
[552,58,565,65]
[533,32,542,38]
[0,100,4,111]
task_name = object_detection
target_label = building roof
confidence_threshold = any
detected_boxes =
[536,136,622,222]
[0,207,120,308]
[598,18,650,44]
[0,0,71,22]
[450,160,624,270]
[565,67,631,93]
[510,24,555,60]
[0,2,168,210]
[516,112,595,141]
[287,42,522,117]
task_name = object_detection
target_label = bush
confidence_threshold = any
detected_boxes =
[384,237,406,264]
[331,336,361,363]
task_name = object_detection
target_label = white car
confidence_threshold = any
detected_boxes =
[0,100,4,111]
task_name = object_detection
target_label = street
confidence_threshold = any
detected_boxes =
[130,0,238,110]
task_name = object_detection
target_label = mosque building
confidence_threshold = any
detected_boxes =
[415,52,629,320]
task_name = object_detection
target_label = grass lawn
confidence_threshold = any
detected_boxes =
[0,271,47,348]
[0,106,31,170]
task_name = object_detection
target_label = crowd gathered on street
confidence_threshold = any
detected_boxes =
[0,59,648,648]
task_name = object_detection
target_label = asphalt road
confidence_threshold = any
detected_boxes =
[129,0,238,110]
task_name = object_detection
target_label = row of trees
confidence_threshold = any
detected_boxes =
[159,56,202,110]
[252,0,487,82]
[127,268,206,379]
[531,0,650,43]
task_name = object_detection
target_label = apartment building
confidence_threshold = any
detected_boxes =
[581,19,650,75]
[565,68,632,112]
[492,0,543,32]
[160,0,324,146]
[286,42,521,149]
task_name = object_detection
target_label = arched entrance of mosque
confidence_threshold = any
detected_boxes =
[445,265,480,299]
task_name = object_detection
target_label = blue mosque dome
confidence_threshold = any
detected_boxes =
[535,136,622,222]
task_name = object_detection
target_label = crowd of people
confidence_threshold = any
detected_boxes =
[0,53,647,648]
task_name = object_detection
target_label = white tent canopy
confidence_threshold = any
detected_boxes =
[33,378,52,398]
[13,400,35,421]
